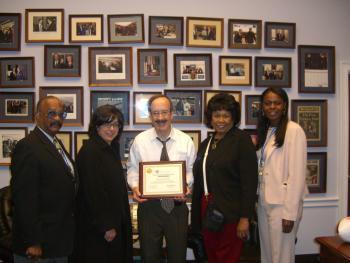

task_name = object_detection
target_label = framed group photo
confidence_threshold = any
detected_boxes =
[137,48,167,84]
[0,57,35,88]
[107,14,144,44]
[133,91,161,124]
[119,130,142,161]
[0,127,27,166]
[265,22,296,49]
[25,9,64,42]
[0,13,21,51]
[204,90,242,112]
[69,14,103,43]
[306,152,327,193]
[291,100,327,147]
[219,56,252,86]
[228,19,262,49]
[44,45,81,77]
[148,16,183,46]
[0,92,35,123]
[245,95,261,126]
[74,131,89,159]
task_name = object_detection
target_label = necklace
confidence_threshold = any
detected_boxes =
[211,138,221,150]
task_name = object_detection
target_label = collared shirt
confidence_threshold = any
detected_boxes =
[127,127,196,189]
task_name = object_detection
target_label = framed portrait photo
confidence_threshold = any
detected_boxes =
[108,14,144,44]
[0,57,35,88]
[0,92,35,123]
[265,22,296,49]
[39,86,84,127]
[137,48,167,84]
[219,56,252,86]
[25,9,64,43]
[90,91,130,125]
[0,13,21,51]
[244,128,258,147]
[56,131,72,156]
[182,130,201,152]
[186,17,224,48]
[44,45,81,77]
[174,53,212,87]
[245,95,261,126]
[228,19,262,49]
[306,152,327,193]
[204,90,242,112]
[89,47,133,87]
[74,131,89,159]
[119,130,142,161]
[0,127,27,166]
[291,100,327,147]
[255,56,291,88]
[149,16,183,46]
[133,91,161,125]
[69,14,103,43]
[164,89,202,123]
[298,45,335,93]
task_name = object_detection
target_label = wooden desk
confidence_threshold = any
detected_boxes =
[316,236,350,262]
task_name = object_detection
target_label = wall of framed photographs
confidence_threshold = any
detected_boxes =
[1,0,350,255]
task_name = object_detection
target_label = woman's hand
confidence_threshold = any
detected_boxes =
[132,187,147,203]
[237,217,250,240]
[104,228,117,242]
[282,219,294,233]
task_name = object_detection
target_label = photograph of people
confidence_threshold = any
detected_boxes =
[190,93,258,263]
[256,87,308,263]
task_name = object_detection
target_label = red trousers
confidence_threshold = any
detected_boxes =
[201,195,243,263]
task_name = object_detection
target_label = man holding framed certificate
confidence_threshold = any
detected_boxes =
[127,94,196,263]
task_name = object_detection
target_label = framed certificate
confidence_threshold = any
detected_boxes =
[139,161,186,198]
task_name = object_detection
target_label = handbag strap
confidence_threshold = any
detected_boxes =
[202,136,213,197]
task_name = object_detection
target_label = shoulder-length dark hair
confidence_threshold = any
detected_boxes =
[88,104,124,142]
[205,93,241,129]
[257,87,289,150]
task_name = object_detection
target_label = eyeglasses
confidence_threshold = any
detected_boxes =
[46,110,67,120]
[100,122,120,129]
[151,110,170,117]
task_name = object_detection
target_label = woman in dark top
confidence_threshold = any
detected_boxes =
[190,93,258,263]
[75,105,133,263]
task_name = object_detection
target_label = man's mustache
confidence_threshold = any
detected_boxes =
[155,120,167,125]
[50,120,62,128]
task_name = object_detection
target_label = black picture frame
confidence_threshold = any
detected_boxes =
[0,92,35,123]
[148,16,183,46]
[0,13,21,51]
[245,95,261,126]
[137,48,167,84]
[265,22,296,49]
[108,14,144,44]
[228,19,262,49]
[0,57,35,88]
[119,130,142,161]
[307,152,327,193]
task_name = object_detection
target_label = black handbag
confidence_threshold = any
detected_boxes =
[187,231,207,262]
[202,201,225,232]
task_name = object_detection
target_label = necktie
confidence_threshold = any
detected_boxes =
[157,137,174,214]
[53,137,75,178]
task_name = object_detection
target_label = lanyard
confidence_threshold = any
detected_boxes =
[202,136,213,197]
[259,127,276,167]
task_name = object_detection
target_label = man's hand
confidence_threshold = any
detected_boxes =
[104,228,117,242]
[237,217,249,240]
[282,219,294,233]
[132,187,147,203]
[26,245,42,260]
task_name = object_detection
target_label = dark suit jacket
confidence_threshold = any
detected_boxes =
[191,127,258,233]
[10,127,77,258]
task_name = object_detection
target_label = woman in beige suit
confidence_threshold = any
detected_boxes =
[256,87,308,263]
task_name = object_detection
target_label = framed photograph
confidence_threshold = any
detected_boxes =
[228,19,262,49]
[298,45,335,93]
[219,56,252,86]
[204,90,242,111]
[0,13,21,51]
[245,95,261,125]
[69,14,103,43]
[119,130,142,161]
[90,91,130,125]
[164,90,202,123]
[265,22,296,49]
[0,57,35,88]
[0,127,27,166]
[0,92,35,123]
[182,130,201,152]
[137,48,167,84]
[39,86,84,127]
[306,152,327,193]
[186,17,224,48]
[244,128,258,147]
[291,100,327,147]
[133,91,161,124]
[74,131,89,159]
[149,16,183,46]
[174,53,212,87]
[25,9,64,43]
[44,45,81,77]
[56,131,72,156]
[107,14,144,44]
[89,47,133,87]
[255,57,292,87]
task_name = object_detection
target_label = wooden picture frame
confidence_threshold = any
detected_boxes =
[107,14,144,44]
[0,92,35,123]
[174,53,212,87]
[265,22,296,49]
[182,130,201,152]
[307,152,327,193]
[204,90,242,112]
[186,16,224,48]
[25,9,64,43]
[69,14,103,43]
[291,100,328,147]
[90,91,130,125]
[298,45,335,93]
[56,131,72,156]
[255,56,292,88]
[228,19,262,49]
[89,46,133,87]
[137,48,167,84]
[44,45,81,77]
[244,128,258,147]
[74,131,89,159]
[119,130,142,161]
[0,57,35,88]
[245,95,261,126]
[219,56,252,86]
[133,91,161,124]
[148,16,183,46]
[0,13,21,51]
[39,86,84,127]
[164,89,202,123]
[0,127,27,166]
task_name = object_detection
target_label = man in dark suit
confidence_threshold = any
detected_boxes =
[10,96,77,263]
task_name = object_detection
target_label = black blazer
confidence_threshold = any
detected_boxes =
[191,127,258,232]
[10,127,77,258]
